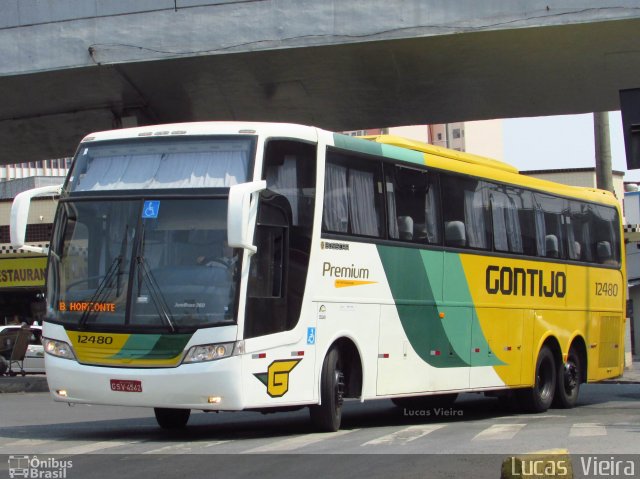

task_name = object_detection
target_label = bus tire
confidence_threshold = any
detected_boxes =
[309,347,344,432]
[516,345,556,413]
[552,347,581,409]
[154,408,190,429]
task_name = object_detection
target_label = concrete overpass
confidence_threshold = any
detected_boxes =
[1,0,640,164]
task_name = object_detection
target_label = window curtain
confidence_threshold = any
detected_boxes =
[266,156,299,225]
[491,193,509,252]
[386,182,399,239]
[580,221,593,262]
[424,186,439,243]
[348,169,379,236]
[505,195,523,253]
[533,199,547,256]
[76,151,249,191]
[464,185,488,249]
[323,162,349,232]
[565,217,578,260]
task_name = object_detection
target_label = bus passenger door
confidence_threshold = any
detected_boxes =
[241,140,318,407]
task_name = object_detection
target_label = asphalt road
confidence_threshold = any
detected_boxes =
[1,383,639,478]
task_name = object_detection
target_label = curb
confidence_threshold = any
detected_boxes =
[0,375,48,393]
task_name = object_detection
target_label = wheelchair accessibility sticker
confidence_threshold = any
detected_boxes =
[254,359,301,398]
[307,327,316,345]
[142,200,160,218]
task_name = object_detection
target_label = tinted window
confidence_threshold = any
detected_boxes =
[323,151,384,238]
[441,175,490,250]
[385,165,440,244]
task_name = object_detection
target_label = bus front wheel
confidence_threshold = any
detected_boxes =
[154,408,190,429]
[309,347,344,432]
[516,345,556,413]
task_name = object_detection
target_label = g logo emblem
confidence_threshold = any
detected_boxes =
[254,359,301,397]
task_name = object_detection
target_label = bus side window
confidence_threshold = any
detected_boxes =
[534,193,565,259]
[323,151,384,238]
[489,185,524,254]
[245,192,291,338]
[384,164,440,244]
[441,174,490,250]
[248,192,290,299]
[589,204,620,266]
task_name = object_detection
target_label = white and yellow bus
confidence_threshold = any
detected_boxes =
[11,123,625,431]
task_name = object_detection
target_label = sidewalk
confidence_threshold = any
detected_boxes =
[0,374,48,393]
[601,360,640,384]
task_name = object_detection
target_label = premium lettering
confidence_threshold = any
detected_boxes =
[486,265,566,298]
[322,262,369,279]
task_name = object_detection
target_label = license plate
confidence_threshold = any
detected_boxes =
[110,379,142,393]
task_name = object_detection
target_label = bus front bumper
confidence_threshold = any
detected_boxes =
[45,355,244,410]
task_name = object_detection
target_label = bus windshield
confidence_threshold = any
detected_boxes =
[47,197,241,331]
[67,136,252,192]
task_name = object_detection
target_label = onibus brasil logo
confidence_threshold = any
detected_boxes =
[254,359,301,398]
[8,455,72,478]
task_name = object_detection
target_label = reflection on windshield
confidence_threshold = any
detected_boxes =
[48,198,239,331]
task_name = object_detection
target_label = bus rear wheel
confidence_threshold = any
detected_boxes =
[552,347,581,409]
[154,408,190,429]
[516,345,556,413]
[309,347,344,432]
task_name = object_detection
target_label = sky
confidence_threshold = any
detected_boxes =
[502,111,637,182]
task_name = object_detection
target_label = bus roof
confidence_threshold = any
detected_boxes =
[79,122,619,209]
[363,134,520,174]
[359,134,619,209]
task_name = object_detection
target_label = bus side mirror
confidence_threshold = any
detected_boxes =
[227,180,267,254]
[10,184,62,255]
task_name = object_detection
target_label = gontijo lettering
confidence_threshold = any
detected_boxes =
[485,265,566,298]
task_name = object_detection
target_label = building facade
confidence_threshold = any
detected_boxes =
[0,161,68,324]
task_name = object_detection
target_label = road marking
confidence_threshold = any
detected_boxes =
[496,415,565,420]
[473,424,526,441]
[242,429,355,453]
[3,439,50,448]
[362,424,446,446]
[48,440,139,455]
[569,423,607,437]
[143,440,230,454]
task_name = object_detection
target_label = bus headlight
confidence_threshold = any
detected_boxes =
[183,342,235,363]
[43,338,76,360]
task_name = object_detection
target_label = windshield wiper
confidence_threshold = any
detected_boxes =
[116,225,128,296]
[78,256,121,328]
[78,225,130,328]
[136,255,176,333]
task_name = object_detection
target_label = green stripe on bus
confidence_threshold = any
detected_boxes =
[333,134,384,156]
[110,333,191,360]
[332,134,425,165]
[377,246,502,368]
